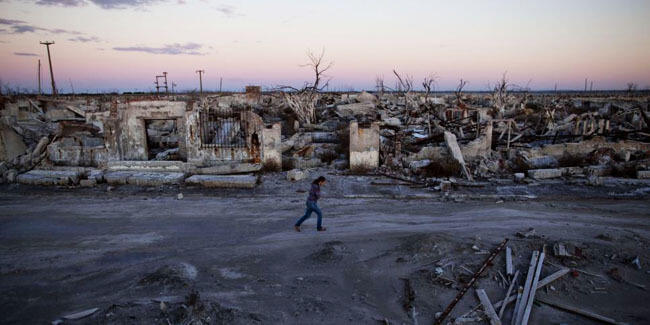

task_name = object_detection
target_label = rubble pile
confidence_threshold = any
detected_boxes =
[1,89,649,188]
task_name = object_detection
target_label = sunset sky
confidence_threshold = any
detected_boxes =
[1,0,649,93]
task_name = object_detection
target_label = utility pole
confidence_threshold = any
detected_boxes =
[40,41,57,96]
[590,81,593,92]
[37,59,42,95]
[219,77,223,93]
[584,78,588,92]
[154,72,169,94]
[163,72,168,94]
[195,69,204,95]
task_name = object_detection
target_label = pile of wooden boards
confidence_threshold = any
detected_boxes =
[448,245,628,325]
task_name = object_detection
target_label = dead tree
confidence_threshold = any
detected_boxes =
[422,74,437,100]
[627,82,638,93]
[455,79,468,108]
[375,75,385,97]
[422,74,438,134]
[392,69,415,126]
[393,69,413,94]
[492,72,510,118]
[278,49,334,125]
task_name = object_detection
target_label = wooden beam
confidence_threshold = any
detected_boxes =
[535,296,625,325]
[511,287,523,325]
[458,266,570,320]
[536,268,570,288]
[498,270,519,320]
[476,289,501,325]
[505,246,514,276]
[515,251,539,324]
[520,252,545,325]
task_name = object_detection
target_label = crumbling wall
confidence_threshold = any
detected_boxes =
[0,122,27,162]
[262,123,282,171]
[185,107,265,166]
[349,121,380,173]
[110,101,187,161]
[461,121,492,160]
[524,137,650,161]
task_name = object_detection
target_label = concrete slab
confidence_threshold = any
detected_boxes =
[16,170,81,186]
[195,163,261,175]
[528,168,563,179]
[107,160,189,172]
[185,174,257,188]
[104,171,186,186]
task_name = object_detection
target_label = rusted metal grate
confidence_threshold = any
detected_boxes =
[199,107,250,149]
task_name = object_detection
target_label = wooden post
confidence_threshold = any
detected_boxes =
[520,252,545,325]
[507,120,511,149]
[506,246,513,276]
[514,251,539,324]
[476,289,501,325]
[498,270,519,320]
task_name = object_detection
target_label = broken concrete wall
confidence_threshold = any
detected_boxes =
[185,108,264,166]
[0,122,27,162]
[262,122,282,171]
[461,121,493,160]
[47,142,107,167]
[108,100,188,161]
[523,137,650,162]
[349,121,380,173]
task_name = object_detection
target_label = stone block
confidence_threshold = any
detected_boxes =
[79,179,97,187]
[104,171,185,186]
[287,169,308,181]
[184,174,257,188]
[527,168,563,179]
[16,170,81,186]
[637,170,650,179]
[195,163,261,175]
[349,121,380,173]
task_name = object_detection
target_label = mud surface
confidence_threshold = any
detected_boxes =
[1,181,649,324]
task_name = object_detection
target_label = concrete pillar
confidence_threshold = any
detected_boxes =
[349,121,380,173]
[262,123,282,171]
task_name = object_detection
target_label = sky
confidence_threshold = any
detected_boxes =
[1,0,649,93]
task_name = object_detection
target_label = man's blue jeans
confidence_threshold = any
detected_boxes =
[295,200,322,229]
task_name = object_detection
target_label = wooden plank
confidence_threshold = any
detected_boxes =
[514,251,539,324]
[535,296,624,325]
[459,266,570,321]
[536,268,570,288]
[498,270,519,320]
[511,287,523,325]
[505,246,514,276]
[520,252,545,325]
[476,289,502,325]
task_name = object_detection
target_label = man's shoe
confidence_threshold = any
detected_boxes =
[317,227,327,232]
[294,226,301,232]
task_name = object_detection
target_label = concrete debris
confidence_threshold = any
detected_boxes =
[17,169,81,186]
[287,169,308,181]
[444,131,472,181]
[62,307,99,320]
[0,89,646,189]
[184,174,257,188]
[104,171,185,186]
[528,168,563,180]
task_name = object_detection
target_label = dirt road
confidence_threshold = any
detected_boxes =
[1,186,649,324]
